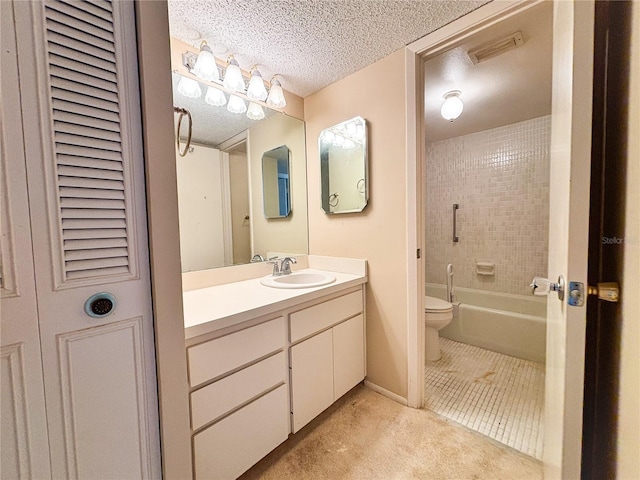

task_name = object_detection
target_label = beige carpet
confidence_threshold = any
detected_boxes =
[241,385,543,480]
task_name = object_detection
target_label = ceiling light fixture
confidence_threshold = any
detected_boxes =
[441,90,463,122]
[246,67,268,101]
[192,41,218,81]
[223,56,245,92]
[266,76,287,108]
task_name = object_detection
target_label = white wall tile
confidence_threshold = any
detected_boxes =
[425,116,551,296]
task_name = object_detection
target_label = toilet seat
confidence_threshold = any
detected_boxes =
[425,296,453,313]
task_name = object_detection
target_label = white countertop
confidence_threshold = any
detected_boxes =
[183,268,367,339]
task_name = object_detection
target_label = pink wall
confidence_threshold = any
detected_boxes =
[305,50,409,398]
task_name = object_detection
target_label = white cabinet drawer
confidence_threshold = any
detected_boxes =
[188,316,285,387]
[290,291,362,342]
[193,384,289,480]
[191,351,287,431]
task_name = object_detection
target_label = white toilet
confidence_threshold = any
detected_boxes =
[425,296,453,361]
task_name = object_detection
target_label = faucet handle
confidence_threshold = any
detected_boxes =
[266,259,280,275]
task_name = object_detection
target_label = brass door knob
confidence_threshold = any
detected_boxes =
[587,282,619,302]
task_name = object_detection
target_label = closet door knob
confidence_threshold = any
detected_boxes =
[84,292,116,318]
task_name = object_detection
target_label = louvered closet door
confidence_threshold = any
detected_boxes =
[13,1,161,478]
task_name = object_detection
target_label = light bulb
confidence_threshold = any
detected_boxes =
[205,86,226,106]
[227,94,247,114]
[343,139,355,149]
[266,78,286,108]
[177,76,201,98]
[246,69,268,101]
[223,57,245,92]
[193,42,218,82]
[247,102,265,120]
[334,135,344,146]
[441,90,463,122]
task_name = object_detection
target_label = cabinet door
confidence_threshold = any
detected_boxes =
[333,314,365,400]
[290,330,333,433]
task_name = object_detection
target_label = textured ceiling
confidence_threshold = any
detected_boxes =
[168,0,488,98]
[424,2,553,142]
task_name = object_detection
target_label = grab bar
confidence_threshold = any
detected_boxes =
[453,203,459,243]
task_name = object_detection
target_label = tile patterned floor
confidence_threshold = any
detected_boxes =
[425,337,545,459]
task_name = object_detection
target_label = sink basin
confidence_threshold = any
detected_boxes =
[260,271,336,289]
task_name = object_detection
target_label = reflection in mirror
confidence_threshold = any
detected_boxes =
[172,73,308,272]
[262,145,291,218]
[319,116,368,214]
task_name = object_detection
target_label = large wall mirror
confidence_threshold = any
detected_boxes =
[172,73,308,272]
[319,116,368,214]
[262,145,291,218]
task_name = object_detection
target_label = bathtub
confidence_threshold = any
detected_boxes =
[426,283,547,364]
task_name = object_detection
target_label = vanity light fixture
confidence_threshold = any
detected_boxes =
[227,94,247,114]
[177,76,202,98]
[223,56,245,92]
[441,90,464,122]
[192,41,218,82]
[247,102,265,120]
[266,76,287,108]
[246,67,268,101]
[205,86,226,106]
[180,45,288,114]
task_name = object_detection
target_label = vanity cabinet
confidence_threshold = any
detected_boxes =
[289,290,365,433]
[187,316,289,479]
[185,281,366,478]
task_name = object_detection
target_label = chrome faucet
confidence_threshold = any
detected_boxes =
[267,257,297,276]
[280,257,297,275]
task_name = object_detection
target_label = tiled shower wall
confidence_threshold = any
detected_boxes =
[425,116,550,296]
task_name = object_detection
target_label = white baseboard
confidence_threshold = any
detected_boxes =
[364,380,408,406]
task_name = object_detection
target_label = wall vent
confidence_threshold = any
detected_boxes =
[468,31,525,64]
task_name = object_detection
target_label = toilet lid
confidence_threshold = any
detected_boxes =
[425,296,452,312]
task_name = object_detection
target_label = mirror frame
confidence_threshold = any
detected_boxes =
[319,116,369,214]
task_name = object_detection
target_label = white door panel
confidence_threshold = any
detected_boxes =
[545,1,594,478]
[0,1,52,477]
[9,1,161,478]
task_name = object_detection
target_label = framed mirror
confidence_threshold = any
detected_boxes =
[262,145,291,218]
[172,73,308,272]
[319,116,368,214]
